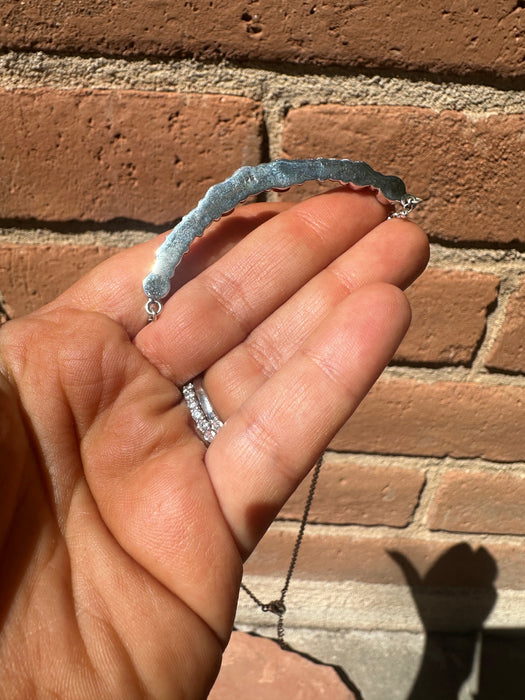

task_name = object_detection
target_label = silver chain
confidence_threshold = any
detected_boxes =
[388,194,423,219]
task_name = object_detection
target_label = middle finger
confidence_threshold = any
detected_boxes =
[205,216,428,418]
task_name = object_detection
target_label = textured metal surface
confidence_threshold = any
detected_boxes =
[143,158,415,301]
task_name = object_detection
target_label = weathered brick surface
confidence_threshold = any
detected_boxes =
[245,528,525,590]
[210,631,354,700]
[281,106,525,245]
[486,281,525,374]
[281,457,424,528]
[0,244,117,317]
[428,469,525,536]
[330,379,525,463]
[0,89,262,224]
[395,268,499,365]
[1,1,523,78]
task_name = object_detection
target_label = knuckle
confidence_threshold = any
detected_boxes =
[201,268,254,337]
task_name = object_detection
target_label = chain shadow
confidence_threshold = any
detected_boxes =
[389,543,498,700]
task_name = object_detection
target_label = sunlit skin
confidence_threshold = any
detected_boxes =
[0,189,428,698]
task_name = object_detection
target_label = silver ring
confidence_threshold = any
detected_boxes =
[182,376,223,446]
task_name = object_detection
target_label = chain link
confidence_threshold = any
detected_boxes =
[240,453,324,649]
[388,194,422,219]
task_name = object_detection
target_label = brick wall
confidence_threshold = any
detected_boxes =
[1,2,524,698]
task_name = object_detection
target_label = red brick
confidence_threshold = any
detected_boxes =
[280,106,525,245]
[281,457,424,528]
[428,469,525,536]
[0,89,262,224]
[0,244,118,317]
[486,281,525,373]
[395,269,499,365]
[0,1,522,79]
[245,527,525,590]
[210,632,354,700]
[330,379,525,463]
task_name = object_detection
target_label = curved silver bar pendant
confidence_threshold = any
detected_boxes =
[143,158,421,308]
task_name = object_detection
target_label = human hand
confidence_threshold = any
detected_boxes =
[0,188,428,698]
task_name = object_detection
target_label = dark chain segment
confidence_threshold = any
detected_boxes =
[240,453,324,649]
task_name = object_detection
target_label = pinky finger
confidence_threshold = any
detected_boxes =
[206,282,412,556]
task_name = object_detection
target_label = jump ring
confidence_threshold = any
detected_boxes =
[145,298,162,322]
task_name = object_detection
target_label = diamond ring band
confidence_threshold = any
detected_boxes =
[182,377,223,445]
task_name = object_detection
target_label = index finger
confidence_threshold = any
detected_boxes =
[37,203,290,336]
[135,188,389,383]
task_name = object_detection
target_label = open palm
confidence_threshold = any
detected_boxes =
[0,189,428,698]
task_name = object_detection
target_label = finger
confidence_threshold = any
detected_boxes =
[38,203,290,337]
[206,217,428,416]
[136,188,389,383]
[205,282,411,555]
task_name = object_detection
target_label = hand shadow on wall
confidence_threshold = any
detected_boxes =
[389,544,497,700]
